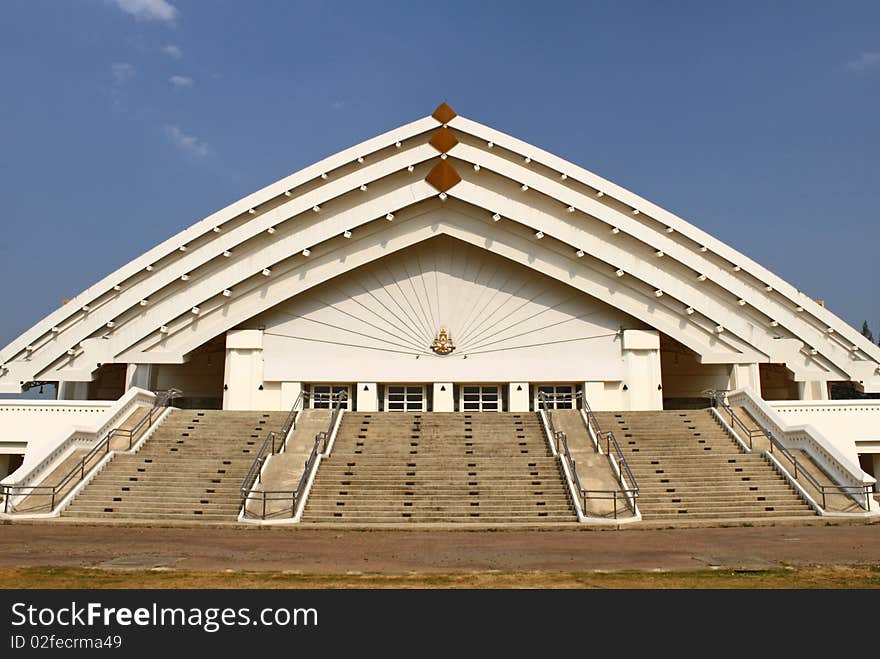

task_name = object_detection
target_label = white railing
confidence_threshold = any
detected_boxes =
[1,387,157,494]
[538,391,639,522]
[725,387,876,511]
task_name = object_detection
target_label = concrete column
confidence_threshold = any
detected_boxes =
[582,381,605,410]
[730,363,760,393]
[57,381,89,400]
[433,383,454,412]
[254,382,282,410]
[125,363,154,391]
[621,330,662,411]
[223,330,264,411]
[509,382,529,412]
[356,383,378,412]
[798,380,829,401]
[280,382,303,410]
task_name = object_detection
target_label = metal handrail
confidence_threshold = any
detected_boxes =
[239,391,305,507]
[708,390,875,510]
[538,391,639,518]
[600,428,639,503]
[277,391,305,451]
[2,388,180,514]
[241,390,347,520]
[569,390,640,512]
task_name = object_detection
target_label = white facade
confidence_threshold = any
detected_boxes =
[0,102,878,429]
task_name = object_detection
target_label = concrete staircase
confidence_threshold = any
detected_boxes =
[593,409,816,522]
[246,409,331,519]
[302,412,576,524]
[63,409,287,522]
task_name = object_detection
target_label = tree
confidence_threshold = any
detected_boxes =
[861,321,874,344]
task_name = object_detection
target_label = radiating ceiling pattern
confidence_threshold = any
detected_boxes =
[259,236,631,359]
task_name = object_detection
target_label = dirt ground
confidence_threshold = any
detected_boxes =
[2,565,880,589]
[1,519,879,588]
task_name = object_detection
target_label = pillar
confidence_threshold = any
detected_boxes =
[798,380,829,401]
[280,382,303,410]
[730,363,760,393]
[509,382,529,412]
[621,330,662,411]
[125,363,154,391]
[223,330,264,410]
[433,383,454,412]
[356,383,378,412]
[582,381,605,410]
[57,380,89,400]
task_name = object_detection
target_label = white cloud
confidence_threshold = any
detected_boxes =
[111,62,135,84]
[164,125,209,158]
[162,44,182,59]
[108,0,178,23]
[169,75,194,88]
[847,51,880,71]
[331,101,345,110]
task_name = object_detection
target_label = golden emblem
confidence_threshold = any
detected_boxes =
[431,326,455,355]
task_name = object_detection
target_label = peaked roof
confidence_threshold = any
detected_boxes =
[2,103,878,393]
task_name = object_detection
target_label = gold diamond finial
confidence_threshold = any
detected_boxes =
[429,127,458,153]
[432,102,457,124]
[425,160,461,192]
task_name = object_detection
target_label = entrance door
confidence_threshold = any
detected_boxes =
[460,385,500,412]
[536,384,575,409]
[309,384,350,409]
[386,385,426,412]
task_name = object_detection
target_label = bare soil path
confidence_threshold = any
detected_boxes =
[1,520,879,575]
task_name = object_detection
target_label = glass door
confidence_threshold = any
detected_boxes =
[309,384,350,409]
[385,385,426,411]
[460,385,500,412]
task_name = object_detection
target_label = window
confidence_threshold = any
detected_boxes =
[536,384,574,409]
[309,384,350,409]
[386,385,426,411]
[460,385,500,412]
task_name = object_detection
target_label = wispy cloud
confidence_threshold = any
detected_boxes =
[331,101,345,110]
[847,51,880,72]
[169,75,194,88]
[164,125,209,158]
[107,0,178,23]
[162,44,182,59]
[111,62,136,84]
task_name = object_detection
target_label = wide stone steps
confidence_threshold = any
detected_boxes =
[63,409,287,521]
[592,408,815,522]
[302,411,575,524]
[638,484,797,495]
[300,514,573,524]
[317,462,559,472]
[64,491,241,503]
[633,467,777,477]
[310,476,561,485]
[64,501,238,515]
[638,497,806,509]
[307,491,572,499]
[633,509,812,521]
[62,511,237,522]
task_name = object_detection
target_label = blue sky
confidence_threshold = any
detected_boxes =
[1,0,878,352]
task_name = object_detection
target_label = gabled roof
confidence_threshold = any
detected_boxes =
[2,103,878,393]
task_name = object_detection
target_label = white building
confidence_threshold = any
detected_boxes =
[2,103,879,480]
